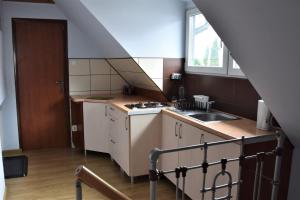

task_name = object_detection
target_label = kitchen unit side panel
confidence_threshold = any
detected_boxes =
[130,114,162,177]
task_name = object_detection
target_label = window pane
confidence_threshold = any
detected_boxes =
[233,60,240,69]
[190,13,223,68]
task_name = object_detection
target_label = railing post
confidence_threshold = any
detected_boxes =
[149,148,162,200]
[76,180,82,200]
[271,131,285,200]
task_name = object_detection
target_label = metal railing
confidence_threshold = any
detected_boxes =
[75,165,131,200]
[149,131,285,200]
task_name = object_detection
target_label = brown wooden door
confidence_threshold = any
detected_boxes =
[13,19,70,150]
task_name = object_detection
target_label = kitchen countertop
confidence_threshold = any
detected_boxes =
[70,94,153,113]
[70,94,275,140]
[162,109,274,140]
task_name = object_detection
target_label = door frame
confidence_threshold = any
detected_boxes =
[12,18,71,149]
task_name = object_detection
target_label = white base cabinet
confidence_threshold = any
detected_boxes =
[161,113,240,200]
[130,114,161,177]
[83,102,109,153]
[107,106,130,175]
[108,106,161,178]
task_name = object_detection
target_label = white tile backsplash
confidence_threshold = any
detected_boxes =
[69,76,90,92]
[70,91,91,96]
[107,58,142,72]
[90,90,111,95]
[152,78,163,90]
[111,75,127,90]
[69,58,163,95]
[91,75,110,91]
[90,59,111,74]
[110,67,118,75]
[69,59,90,75]
[138,58,163,79]
[111,90,123,94]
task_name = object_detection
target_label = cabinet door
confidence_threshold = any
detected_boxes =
[178,122,240,200]
[204,132,240,200]
[161,114,179,184]
[178,121,205,200]
[108,106,120,161]
[117,111,130,175]
[83,102,109,153]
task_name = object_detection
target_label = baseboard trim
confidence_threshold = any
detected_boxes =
[2,149,23,157]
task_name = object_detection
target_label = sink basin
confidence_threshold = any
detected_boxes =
[86,96,114,100]
[187,112,239,122]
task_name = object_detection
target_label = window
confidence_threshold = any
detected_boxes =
[185,8,244,78]
[228,55,245,77]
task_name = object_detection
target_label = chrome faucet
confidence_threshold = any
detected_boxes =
[206,101,215,112]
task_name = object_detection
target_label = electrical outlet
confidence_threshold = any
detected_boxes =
[72,125,78,132]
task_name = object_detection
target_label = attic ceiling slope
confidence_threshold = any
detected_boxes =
[54,0,162,92]
[191,0,300,143]
[54,0,130,58]
[78,0,186,58]
[191,0,300,198]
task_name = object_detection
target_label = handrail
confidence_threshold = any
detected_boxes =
[75,165,131,200]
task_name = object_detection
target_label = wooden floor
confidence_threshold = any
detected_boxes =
[6,149,177,200]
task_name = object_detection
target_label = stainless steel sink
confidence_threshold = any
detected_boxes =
[168,108,239,122]
[187,112,239,122]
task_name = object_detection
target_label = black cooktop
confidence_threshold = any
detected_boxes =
[125,102,168,109]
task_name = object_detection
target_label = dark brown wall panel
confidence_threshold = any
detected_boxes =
[240,139,293,200]
[184,74,260,120]
[163,58,185,100]
[135,87,167,102]
[162,58,260,120]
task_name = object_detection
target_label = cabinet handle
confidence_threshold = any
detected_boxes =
[179,124,183,139]
[200,134,205,150]
[175,122,178,137]
[110,107,115,111]
[110,118,115,122]
[105,105,107,117]
[125,117,128,131]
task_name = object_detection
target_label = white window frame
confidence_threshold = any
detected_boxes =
[185,8,245,78]
[228,55,245,77]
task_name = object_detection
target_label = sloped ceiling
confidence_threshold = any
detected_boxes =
[79,0,186,58]
[191,0,300,198]
[54,0,129,58]
[54,0,160,91]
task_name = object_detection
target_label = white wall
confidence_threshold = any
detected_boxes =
[0,0,5,107]
[54,0,130,58]
[0,109,5,200]
[0,2,110,150]
[0,0,6,198]
[191,0,300,199]
[79,0,186,58]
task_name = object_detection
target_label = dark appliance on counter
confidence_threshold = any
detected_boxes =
[123,86,135,95]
